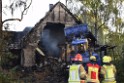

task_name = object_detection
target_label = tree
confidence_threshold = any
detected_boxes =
[68,0,124,42]
[2,0,32,30]
[0,0,2,36]
[105,31,124,82]
[0,0,32,69]
[106,31,124,58]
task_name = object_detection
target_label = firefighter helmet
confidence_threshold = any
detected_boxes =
[90,56,96,61]
[103,56,111,63]
[74,53,83,62]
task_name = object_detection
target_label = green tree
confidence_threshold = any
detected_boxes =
[103,30,124,82]
[68,0,124,42]
[106,31,124,59]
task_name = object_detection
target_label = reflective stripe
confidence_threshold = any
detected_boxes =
[74,54,83,61]
[86,79,99,83]
[104,78,115,81]
[103,65,115,81]
[68,65,81,83]
[87,63,100,83]
[75,58,82,61]
[102,80,116,83]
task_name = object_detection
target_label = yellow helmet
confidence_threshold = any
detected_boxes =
[103,56,111,63]
[90,56,96,61]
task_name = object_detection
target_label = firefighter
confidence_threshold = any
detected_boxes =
[80,39,90,69]
[86,56,101,83]
[100,56,116,83]
[68,53,87,83]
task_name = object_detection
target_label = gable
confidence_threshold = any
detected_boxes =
[44,3,79,26]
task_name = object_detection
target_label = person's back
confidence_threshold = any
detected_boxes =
[100,56,116,83]
[68,53,86,83]
[86,56,100,83]
[68,64,86,83]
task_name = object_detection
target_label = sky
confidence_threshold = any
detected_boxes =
[2,0,66,31]
[3,0,124,32]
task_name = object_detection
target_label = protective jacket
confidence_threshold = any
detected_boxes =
[68,64,86,83]
[100,64,116,83]
[86,63,100,83]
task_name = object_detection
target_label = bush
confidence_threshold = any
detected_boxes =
[0,72,11,83]
[114,59,124,83]
[0,52,18,69]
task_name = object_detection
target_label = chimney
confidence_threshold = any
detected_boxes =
[49,4,54,10]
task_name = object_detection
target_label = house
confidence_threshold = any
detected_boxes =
[20,1,96,67]
[9,27,32,51]
[1,27,32,68]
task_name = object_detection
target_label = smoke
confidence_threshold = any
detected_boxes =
[40,23,65,58]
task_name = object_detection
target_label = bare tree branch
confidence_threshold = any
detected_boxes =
[2,0,32,24]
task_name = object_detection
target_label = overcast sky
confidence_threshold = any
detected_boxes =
[2,0,66,31]
[3,0,124,32]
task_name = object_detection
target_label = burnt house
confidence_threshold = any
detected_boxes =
[20,2,96,67]
[9,27,32,52]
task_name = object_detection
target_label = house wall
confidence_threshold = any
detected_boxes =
[23,45,36,67]
[44,4,77,27]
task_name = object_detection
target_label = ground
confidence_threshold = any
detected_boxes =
[1,61,68,83]
[16,65,68,83]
